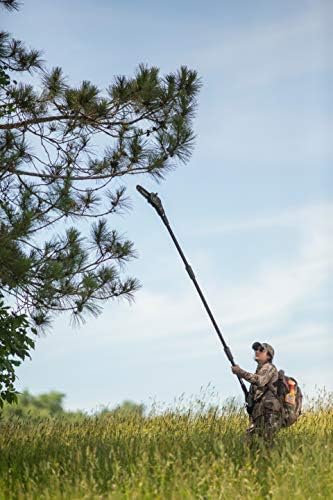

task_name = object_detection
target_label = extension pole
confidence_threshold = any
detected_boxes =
[136,185,249,402]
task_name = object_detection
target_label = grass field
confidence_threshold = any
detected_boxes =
[0,393,332,499]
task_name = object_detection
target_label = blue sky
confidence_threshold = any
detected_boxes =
[3,0,332,411]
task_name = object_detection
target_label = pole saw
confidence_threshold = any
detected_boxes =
[136,185,250,411]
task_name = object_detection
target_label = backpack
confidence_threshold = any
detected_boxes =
[276,369,303,427]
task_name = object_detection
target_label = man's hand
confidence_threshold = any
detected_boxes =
[231,364,242,375]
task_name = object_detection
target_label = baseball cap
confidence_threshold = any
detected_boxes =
[252,341,275,360]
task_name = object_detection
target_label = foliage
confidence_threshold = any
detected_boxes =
[0,393,332,498]
[99,399,145,418]
[0,1,201,326]
[0,388,144,420]
[0,388,66,417]
[0,295,36,407]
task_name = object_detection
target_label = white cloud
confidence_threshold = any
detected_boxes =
[78,203,332,356]
[195,101,333,166]
[197,202,333,235]
[205,203,333,336]
[191,4,333,165]
[195,5,332,87]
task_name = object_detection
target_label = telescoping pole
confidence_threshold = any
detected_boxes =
[136,185,249,403]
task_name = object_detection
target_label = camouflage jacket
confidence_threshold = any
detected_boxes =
[238,361,281,419]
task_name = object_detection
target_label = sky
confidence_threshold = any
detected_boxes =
[3,0,332,412]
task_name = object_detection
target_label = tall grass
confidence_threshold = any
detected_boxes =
[0,392,332,499]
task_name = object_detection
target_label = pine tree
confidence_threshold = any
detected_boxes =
[0,0,201,327]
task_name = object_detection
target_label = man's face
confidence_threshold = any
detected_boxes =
[254,347,271,363]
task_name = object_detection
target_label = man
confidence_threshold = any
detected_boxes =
[232,342,282,442]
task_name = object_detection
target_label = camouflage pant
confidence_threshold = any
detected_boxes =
[246,411,282,444]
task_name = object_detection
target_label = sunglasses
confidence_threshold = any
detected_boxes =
[254,346,266,352]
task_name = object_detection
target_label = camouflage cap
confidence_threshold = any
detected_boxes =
[252,341,275,360]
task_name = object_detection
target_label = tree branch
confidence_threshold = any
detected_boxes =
[0,114,71,130]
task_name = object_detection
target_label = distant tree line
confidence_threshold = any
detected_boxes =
[0,388,145,419]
